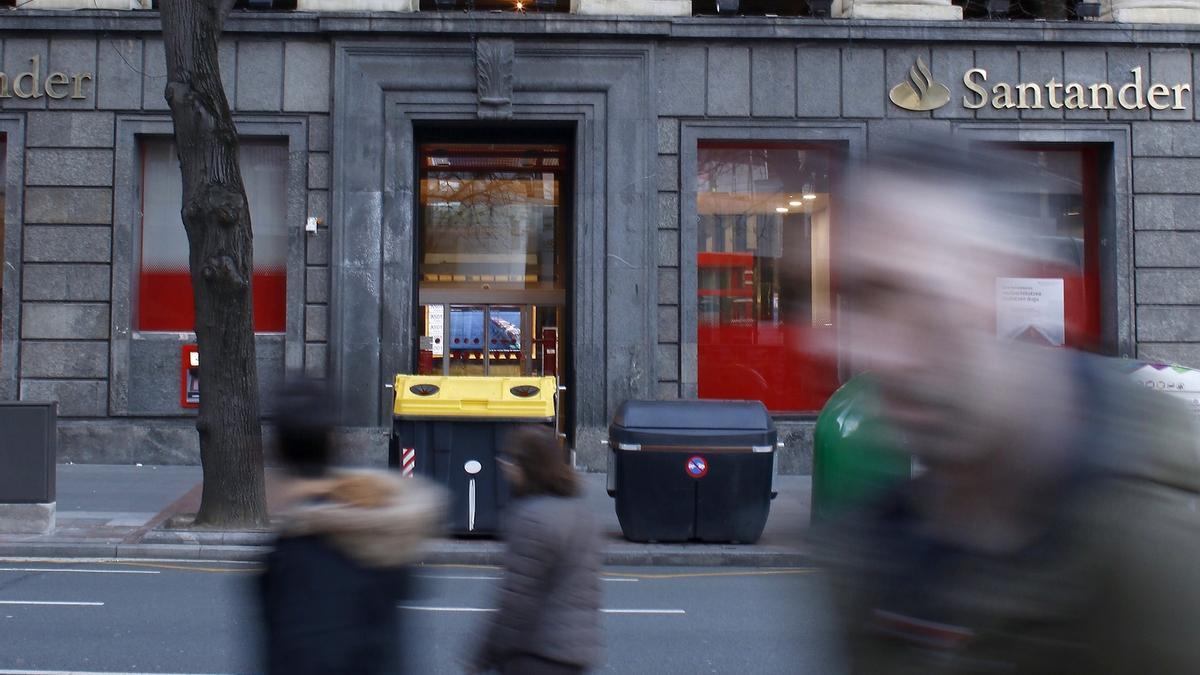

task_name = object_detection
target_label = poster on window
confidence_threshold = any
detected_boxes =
[427,305,444,357]
[995,278,1066,347]
[1126,362,1200,420]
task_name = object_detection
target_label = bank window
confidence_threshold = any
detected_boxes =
[137,138,288,333]
[998,145,1102,352]
[696,141,840,413]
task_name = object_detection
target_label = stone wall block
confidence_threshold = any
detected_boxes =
[236,40,284,112]
[2,39,50,111]
[707,47,751,117]
[21,341,108,378]
[657,267,679,306]
[1138,343,1200,369]
[305,304,328,342]
[657,192,679,231]
[309,114,330,152]
[1133,122,1200,157]
[1106,49,1150,121]
[140,39,169,112]
[23,264,110,301]
[931,47,974,120]
[658,305,679,343]
[657,229,679,267]
[284,42,331,112]
[657,118,679,155]
[21,303,109,339]
[19,379,107,418]
[657,154,678,192]
[306,228,329,265]
[97,39,143,111]
[306,267,329,304]
[1135,195,1200,230]
[304,342,328,379]
[26,148,113,187]
[1136,269,1200,304]
[842,49,885,118]
[218,40,237,107]
[25,187,112,224]
[1062,49,1108,121]
[48,38,96,111]
[1150,50,1191,122]
[751,46,796,118]
[974,48,1019,120]
[1137,306,1200,342]
[797,47,841,118]
[308,152,330,190]
[24,226,111,263]
[1135,231,1200,266]
[1018,49,1064,120]
[655,343,679,381]
[656,45,706,116]
[27,111,114,148]
[1133,157,1200,194]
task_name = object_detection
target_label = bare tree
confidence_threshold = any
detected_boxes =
[160,0,268,528]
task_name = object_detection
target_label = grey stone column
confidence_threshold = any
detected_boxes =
[572,0,691,14]
[834,0,963,18]
[1103,0,1200,22]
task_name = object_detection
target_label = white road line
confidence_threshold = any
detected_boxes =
[416,574,636,583]
[0,601,105,606]
[400,605,684,615]
[0,568,159,575]
[0,557,258,565]
[0,671,234,675]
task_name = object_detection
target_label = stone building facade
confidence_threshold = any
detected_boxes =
[2,2,1199,471]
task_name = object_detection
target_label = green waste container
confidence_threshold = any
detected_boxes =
[811,375,911,522]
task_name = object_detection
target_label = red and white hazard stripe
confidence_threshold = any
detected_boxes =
[402,447,416,477]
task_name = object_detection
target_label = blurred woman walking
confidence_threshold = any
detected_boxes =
[470,425,604,675]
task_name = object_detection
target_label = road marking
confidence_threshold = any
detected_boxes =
[0,671,234,675]
[0,568,159,575]
[0,558,258,565]
[603,568,816,581]
[0,601,104,606]
[400,605,684,615]
[416,574,636,583]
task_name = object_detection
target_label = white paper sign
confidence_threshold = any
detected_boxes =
[427,305,444,357]
[996,277,1066,346]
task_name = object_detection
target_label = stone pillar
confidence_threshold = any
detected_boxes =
[834,0,963,19]
[572,0,691,15]
[1103,0,1200,22]
[296,0,416,10]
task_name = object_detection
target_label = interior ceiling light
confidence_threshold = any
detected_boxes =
[775,206,789,213]
[788,200,803,207]
[803,193,817,200]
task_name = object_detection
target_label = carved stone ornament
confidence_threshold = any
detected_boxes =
[476,39,514,120]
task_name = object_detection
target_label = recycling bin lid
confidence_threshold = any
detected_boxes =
[393,375,557,420]
[610,399,775,447]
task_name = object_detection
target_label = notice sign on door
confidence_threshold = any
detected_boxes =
[427,305,445,357]
[996,278,1065,346]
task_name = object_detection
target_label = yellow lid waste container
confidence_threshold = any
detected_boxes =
[389,375,559,535]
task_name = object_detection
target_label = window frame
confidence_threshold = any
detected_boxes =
[0,114,25,402]
[953,123,1131,359]
[110,116,307,417]
[680,121,865,419]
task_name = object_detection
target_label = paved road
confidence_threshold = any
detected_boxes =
[0,559,844,674]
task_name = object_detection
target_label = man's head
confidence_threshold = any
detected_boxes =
[833,137,1047,466]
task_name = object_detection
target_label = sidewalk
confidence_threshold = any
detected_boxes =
[0,465,814,567]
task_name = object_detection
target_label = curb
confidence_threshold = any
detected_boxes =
[0,540,811,568]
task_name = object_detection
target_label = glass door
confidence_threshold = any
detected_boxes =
[415,141,569,380]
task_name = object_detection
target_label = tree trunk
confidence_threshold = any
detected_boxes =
[160,0,268,529]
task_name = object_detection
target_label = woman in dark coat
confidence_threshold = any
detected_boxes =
[471,425,605,675]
